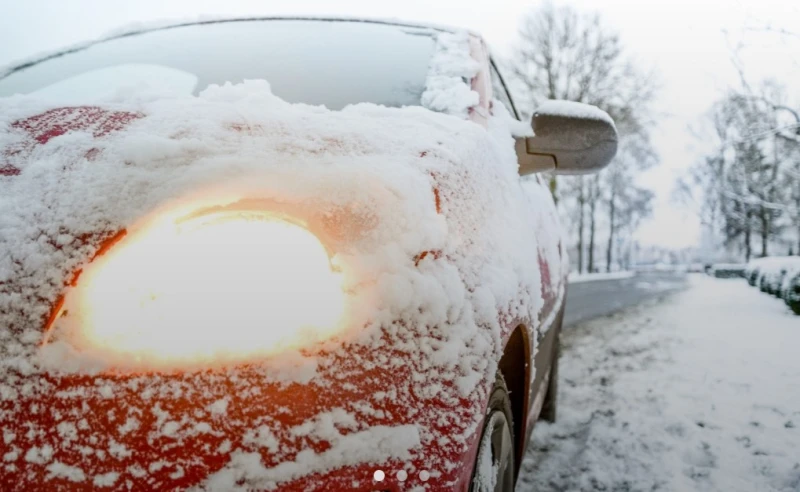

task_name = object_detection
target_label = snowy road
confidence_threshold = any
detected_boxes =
[518,274,800,491]
[564,270,688,327]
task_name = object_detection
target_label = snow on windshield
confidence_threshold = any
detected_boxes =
[0,19,437,110]
[0,30,557,489]
[29,64,199,104]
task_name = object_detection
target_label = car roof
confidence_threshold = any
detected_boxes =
[0,16,476,81]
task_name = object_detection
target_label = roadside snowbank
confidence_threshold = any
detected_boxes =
[520,275,800,491]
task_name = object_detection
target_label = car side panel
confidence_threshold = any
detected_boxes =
[483,47,567,461]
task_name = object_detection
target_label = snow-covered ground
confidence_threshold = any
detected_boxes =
[519,274,800,492]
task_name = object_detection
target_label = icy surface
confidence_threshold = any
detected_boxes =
[519,275,800,492]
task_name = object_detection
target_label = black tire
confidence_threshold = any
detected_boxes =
[470,372,516,492]
[539,337,560,423]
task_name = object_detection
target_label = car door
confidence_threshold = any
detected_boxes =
[488,60,567,431]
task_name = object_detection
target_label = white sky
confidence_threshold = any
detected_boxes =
[1,0,798,249]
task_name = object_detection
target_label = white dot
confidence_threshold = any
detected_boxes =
[373,470,385,482]
[420,470,430,481]
[397,470,408,481]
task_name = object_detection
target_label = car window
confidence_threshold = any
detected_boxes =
[0,20,437,110]
[489,61,519,120]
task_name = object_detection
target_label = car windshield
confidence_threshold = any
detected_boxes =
[0,19,437,109]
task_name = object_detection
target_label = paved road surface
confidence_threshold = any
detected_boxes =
[563,271,688,327]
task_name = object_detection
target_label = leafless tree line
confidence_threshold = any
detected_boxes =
[678,85,800,260]
[508,2,658,272]
[676,20,800,261]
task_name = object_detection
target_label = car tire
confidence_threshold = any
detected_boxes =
[539,337,560,423]
[470,372,515,492]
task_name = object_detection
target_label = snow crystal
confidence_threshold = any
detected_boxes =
[3,430,15,444]
[217,440,232,454]
[24,445,53,464]
[117,417,140,435]
[56,421,78,441]
[148,461,169,473]
[207,398,229,416]
[243,425,279,453]
[193,422,212,434]
[97,384,114,398]
[161,421,180,438]
[93,471,120,487]
[46,462,86,482]
[108,439,132,459]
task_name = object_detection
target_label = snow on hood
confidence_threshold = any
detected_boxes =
[0,31,550,489]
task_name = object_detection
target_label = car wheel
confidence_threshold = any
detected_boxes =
[470,373,515,492]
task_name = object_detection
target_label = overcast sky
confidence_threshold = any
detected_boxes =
[2,0,798,249]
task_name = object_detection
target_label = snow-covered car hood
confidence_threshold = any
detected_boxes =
[0,78,561,489]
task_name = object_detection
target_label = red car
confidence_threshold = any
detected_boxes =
[0,18,616,491]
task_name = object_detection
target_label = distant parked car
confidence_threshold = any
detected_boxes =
[747,257,785,292]
[709,263,746,278]
[745,257,800,314]
[783,271,800,315]
[745,262,762,286]
[762,259,800,296]
[686,263,706,273]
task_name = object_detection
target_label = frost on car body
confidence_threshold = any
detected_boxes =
[0,18,576,491]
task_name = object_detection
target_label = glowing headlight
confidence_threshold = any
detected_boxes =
[48,210,346,368]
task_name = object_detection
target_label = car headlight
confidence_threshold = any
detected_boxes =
[45,209,346,369]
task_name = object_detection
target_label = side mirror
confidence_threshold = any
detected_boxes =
[516,100,618,175]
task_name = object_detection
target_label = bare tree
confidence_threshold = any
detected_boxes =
[575,176,586,273]
[510,2,659,271]
[604,134,657,271]
[587,175,599,272]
